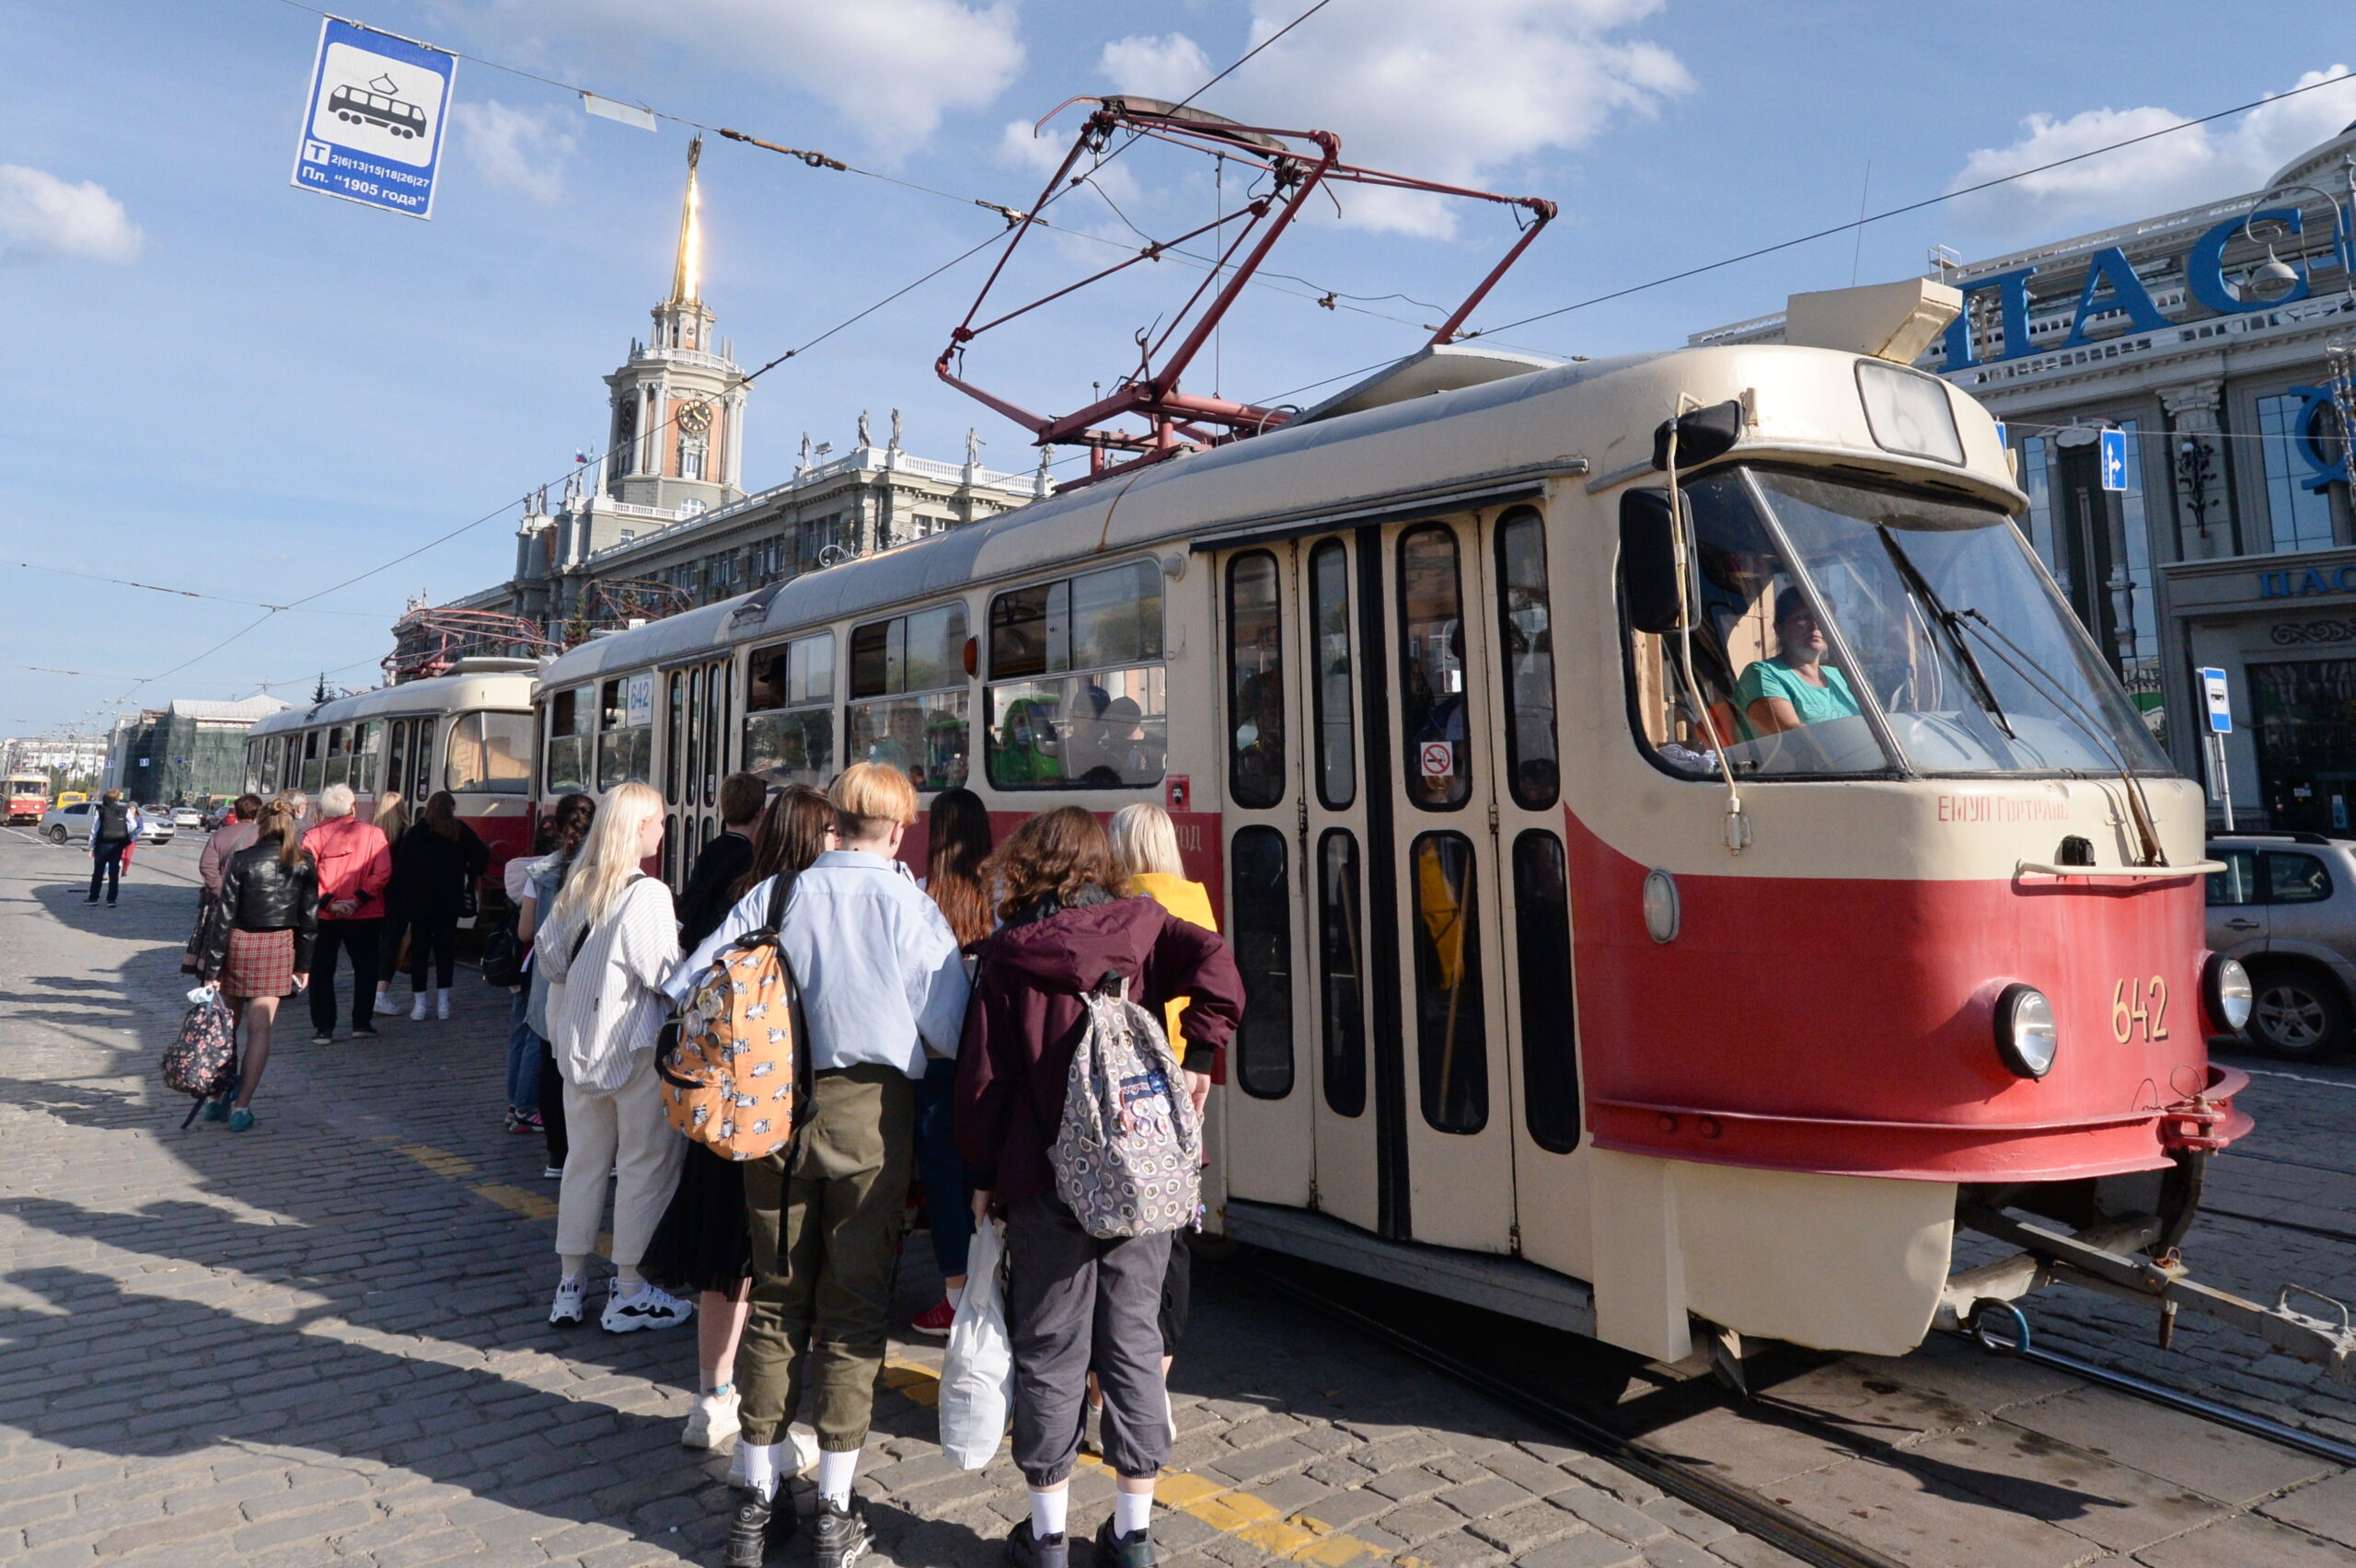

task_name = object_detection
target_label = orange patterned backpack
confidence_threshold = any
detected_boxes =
[657,873,808,1161]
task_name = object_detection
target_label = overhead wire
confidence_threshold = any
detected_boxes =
[9,561,384,617]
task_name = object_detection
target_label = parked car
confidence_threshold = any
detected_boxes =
[2207,832,2356,1058]
[38,801,174,847]
[170,806,204,830]
[137,812,175,845]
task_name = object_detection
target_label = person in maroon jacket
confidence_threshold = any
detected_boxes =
[954,807,1243,1568]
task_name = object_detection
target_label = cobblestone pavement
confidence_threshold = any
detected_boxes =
[0,833,1791,1568]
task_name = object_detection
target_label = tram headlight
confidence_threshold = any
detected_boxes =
[1993,984,2059,1079]
[2204,954,2255,1035]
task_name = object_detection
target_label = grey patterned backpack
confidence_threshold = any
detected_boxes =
[1051,972,1201,1239]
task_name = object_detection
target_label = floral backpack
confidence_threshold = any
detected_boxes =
[1051,972,1201,1239]
[161,993,237,1128]
[658,873,808,1161]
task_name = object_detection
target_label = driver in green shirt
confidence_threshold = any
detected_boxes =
[1736,587,1860,736]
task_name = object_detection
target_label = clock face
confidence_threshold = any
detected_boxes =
[678,400,712,435]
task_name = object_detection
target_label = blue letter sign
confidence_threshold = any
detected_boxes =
[2059,248,2170,346]
[289,17,456,220]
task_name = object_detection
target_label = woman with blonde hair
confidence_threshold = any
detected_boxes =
[196,798,319,1132]
[534,781,692,1334]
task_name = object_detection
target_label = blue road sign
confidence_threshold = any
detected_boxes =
[289,18,456,220]
[2099,428,2128,492]
[2201,667,2233,734]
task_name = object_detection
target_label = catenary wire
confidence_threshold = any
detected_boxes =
[8,561,385,617]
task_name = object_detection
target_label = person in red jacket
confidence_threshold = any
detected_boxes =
[954,806,1243,1568]
[302,781,393,1043]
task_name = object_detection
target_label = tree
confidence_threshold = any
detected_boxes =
[313,672,334,705]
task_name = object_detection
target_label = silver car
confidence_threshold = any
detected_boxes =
[36,801,174,847]
[2207,833,2356,1058]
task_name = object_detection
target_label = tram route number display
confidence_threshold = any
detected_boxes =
[1418,742,1456,778]
[2111,977,2171,1043]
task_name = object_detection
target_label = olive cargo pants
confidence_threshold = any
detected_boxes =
[736,1064,915,1452]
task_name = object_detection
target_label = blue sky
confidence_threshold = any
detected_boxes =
[3,0,2351,736]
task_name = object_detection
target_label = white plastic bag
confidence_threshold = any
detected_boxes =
[938,1216,1013,1470]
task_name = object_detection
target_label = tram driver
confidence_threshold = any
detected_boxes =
[1735,587,1860,738]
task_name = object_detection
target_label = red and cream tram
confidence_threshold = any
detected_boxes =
[527,284,2336,1374]
[244,659,538,905]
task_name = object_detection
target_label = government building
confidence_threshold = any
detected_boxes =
[1696,118,2356,830]
[409,140,1042,672]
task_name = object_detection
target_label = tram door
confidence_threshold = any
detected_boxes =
[663,657,733,890]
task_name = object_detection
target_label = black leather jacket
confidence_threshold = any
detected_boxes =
[200,840,320,979]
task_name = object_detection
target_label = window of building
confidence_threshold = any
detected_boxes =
[2015,433,2060,581]
[681,435,707,482]
[986,559,1167,790]
[446,712,533,795]
[1227,552,1286,810]
[2259,393,2339,555]
[849,603,969,791]
[2248,659,2356,832]
[745,631,837,790]
[546,688,589,797]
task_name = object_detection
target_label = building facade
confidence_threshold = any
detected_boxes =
[1696,120,2356,829]
[425,140,1045,663]
[1,736,109,780]
[105,697,293,806]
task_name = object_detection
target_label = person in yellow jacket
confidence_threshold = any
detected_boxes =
[1101,801,1215,1441]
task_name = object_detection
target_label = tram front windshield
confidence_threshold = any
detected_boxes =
[1638,467,2166,778]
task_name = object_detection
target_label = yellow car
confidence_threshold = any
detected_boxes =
[52,791,87,810]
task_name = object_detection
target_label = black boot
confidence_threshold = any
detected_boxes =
[1003,1520,1068,1568]
[724,1487,794,1567]
[813,1495,870,1568]
[1095,1514,1156,1568]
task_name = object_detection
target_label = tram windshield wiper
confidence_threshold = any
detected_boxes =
[1876,526,2015,743]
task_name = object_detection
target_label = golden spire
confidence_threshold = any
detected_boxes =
[668,135,703,306]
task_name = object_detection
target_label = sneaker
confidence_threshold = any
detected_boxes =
[522,1110,543,1130]
[812,1496,869,1568]
[909,1297,955,1338]
[549,1274,588,1328]
[602,1282,694,1333]
[542,1164,564,1180]
[199,1098,229,1123]
[352,1024,377,1038]
[1003,1521,1068,1568]
[684,1388,742,1450]
[409,997,428,1022]
[226,1108,255,1133]
[502,1108,524,1134]
[724,1488,791,1568]
[311,1031,334,1045]
[436,993,451,1020]
[1094,1515,1156,1568]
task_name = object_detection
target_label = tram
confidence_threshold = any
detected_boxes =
[242,660,538,908]
[5,774,49,824]
[526,281,2321,1374]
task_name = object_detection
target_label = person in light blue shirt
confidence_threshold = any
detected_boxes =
[1735,586,1860,737]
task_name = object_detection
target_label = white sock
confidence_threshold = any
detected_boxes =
[1114,1490,1152,1538]
[945,1283,965,1311]
[741,1442,779,1500]
[816,1448,857,1507]
[559,1256,589,1281]
[616,1263,645,1289]
[1029,1486,1068,1540]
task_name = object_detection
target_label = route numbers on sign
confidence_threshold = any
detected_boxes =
[290,17,456,219]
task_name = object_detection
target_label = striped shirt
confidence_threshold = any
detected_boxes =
[535,876,680,1094]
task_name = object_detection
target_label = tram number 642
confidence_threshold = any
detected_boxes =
[2110,977,2170,1043]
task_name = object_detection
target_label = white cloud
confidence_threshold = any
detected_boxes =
[1947,66,2356,240]
[465,0,1024,159]
[0,166,142,264]
[454,100,576,204]
[1096,0,1692,237]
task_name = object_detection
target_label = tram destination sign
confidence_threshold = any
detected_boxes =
[289,17,456,220]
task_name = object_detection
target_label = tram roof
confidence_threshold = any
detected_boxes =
[246,666,538,736]
[537,342,2017,691]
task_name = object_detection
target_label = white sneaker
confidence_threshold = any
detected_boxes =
[549,1274,587,1328]
[409,997,428,1022]
[435,989,451,1020]
[602,1281,694,1333]
[684,1388,741,1450]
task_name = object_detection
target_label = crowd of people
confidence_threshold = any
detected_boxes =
[178,764,1245,1568]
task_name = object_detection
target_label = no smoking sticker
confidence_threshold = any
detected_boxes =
[1417,741,1455,778]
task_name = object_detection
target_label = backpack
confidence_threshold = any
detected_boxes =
[97,801,132,845]
[657,872,809,1161]
[1051,972,1201,1239]
[162,993,237,1128]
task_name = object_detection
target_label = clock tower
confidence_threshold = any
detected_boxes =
[602,135,747,515]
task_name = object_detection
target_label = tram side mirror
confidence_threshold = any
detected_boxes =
[1621,489,1694,635]
[1651,398,1745,471]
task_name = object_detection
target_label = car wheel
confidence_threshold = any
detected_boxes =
[2246,967,2350,1060]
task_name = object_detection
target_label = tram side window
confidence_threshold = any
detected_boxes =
[262,735,283,793]
[1317,828,1367,1118]
[354,721,383,795]
[1399,526,1472,810]
[324,726,352,790]
[546,690,589,796]
[385,721,410,802]
[745,632,837,790]
[1621,477,1888,779]
[1512,831,1580,1153]
[987,559,1166,790]
[1496,509,1560,810]
[1310,539,1356,809]
[1230,825,1296,1099]
[848,605,969,793]
[252,739,272,793]
[1411,831,1487,1134]
[300,731,325,794]
[597,674,654,790]
[448,712,532,795]
[1227,552,1286,810]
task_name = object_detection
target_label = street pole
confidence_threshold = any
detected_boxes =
[2212,731,2236,833]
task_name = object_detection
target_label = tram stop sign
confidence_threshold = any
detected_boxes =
[2201,667,2233,734]
[2099,429,2129,492]
[289,17,456,219]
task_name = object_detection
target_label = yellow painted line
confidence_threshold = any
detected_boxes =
[393,1143,477,1179]
[880,1356,1392,1562]
[471,1182,560,1221]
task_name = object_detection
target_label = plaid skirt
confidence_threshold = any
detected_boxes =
[222,928,295,999]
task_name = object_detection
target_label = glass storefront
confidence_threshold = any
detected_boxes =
[2249,658,2356,832]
